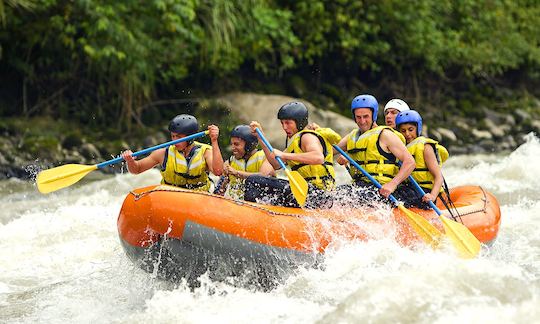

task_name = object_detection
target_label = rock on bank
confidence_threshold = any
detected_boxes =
[217,93,356,147]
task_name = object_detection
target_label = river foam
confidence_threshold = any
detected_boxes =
[1,133,539,323]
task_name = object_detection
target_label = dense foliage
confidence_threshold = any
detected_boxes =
[1,0,539,133]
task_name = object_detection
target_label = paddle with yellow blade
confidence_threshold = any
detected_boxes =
[255,128,308,206]
[37,130,209,194]
[333,144,443,248]
[406,174,481,258]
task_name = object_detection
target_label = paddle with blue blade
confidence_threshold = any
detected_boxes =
[37,130,209,194]
[255,128,308,207]
[333,144,443,248]
[406,174,481,258]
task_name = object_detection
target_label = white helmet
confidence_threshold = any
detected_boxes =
[384,99,410,114]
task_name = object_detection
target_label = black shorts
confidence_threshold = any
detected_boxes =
[244,175,333,209]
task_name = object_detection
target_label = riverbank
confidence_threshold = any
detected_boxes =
[1,92,539,180]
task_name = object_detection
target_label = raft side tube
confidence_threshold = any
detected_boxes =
[118,219,323,288]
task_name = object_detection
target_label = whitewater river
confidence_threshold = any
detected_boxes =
[1,133,539,323]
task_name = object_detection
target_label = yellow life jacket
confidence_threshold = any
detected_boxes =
[315,127,342,145]
[346,126,406,185]
[160,141,212,191]
[228,150,266,199]
[406,136,449,190]
[284,129,336,190]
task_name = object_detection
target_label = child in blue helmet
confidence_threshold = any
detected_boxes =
[396,110,449,208]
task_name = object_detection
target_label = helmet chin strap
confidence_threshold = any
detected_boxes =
[181,142,194,156]
[242,148,255,160]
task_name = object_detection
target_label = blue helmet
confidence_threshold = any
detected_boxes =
[395,110,423,136]
[351,94,379,122]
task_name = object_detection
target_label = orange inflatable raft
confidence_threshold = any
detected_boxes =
[117,185,501,284]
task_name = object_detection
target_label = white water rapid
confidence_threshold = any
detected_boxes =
[1,133,539,323]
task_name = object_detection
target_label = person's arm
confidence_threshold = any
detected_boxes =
[259,159,276,177]
[227,159,276,179]
[335,133,351,166]
[205,124,224,176]
[121,148,165,174]
[336,133,349,151]
[379,130,415,198]
[250,121,281,170]
[275,133,324,165]
[423,144,443,202]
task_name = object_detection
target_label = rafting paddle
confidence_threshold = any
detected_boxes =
[255,128,308,206]
[333,144,443,248]
[37,130,209,194]
[406,174,481,258]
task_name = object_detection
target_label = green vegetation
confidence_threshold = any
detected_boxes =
[1,0,539,135]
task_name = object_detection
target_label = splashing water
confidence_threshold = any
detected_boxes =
[1,134,539,323]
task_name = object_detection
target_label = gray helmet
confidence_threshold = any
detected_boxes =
[231,125,258,154]
[277,102,308,130]
[168,114,198,135]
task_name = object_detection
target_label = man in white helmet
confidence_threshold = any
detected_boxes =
[384,98,410,128]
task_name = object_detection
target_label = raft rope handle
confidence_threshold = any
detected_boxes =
[438,185,489,220]
[439,191,462,222]
[129,186,305,217]
[129,186,380,220]
[128,185,490,221]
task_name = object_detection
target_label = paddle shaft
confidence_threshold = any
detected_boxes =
[407,174,442,214]
[96,130,208,169]
[334,145,446,248]
[333,144,399,204]
[395,161,443,215]
[255,128,289,171]
[254,128,309,206]
[396,156,481,257]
